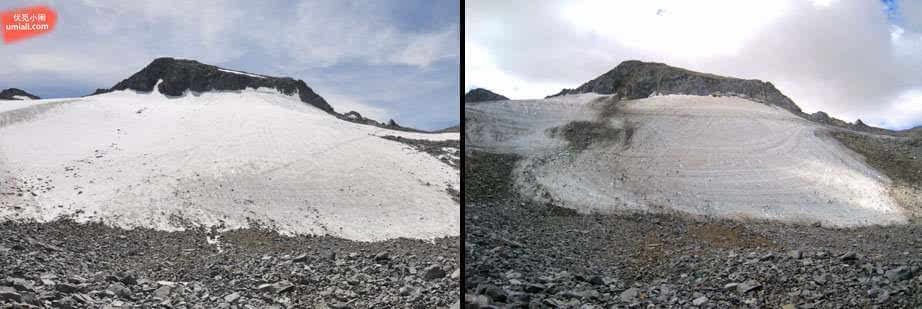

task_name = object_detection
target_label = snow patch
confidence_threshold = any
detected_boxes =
[12,95,33,100]
[467,94,908,227]
[0,90,459,241]
[218,68,266,79]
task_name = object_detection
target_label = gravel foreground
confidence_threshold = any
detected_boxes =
[0,220,460,308]
[464,150,922,308]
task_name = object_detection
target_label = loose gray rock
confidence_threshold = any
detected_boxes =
[0,288,21,302]
[481,285,506,303]
[257,280,294,294]
[52,296,78,308]
[737,280,762,294]
[693,296,708,306]
[224,292,241,303]
[292,254,308,263]
[423,265,446,280]
[374,251,390,262]
[620,287,640,303]
[528,284,548,294]
[107,282,132,299]
[152,285,172,300]
[814,273,829,285]
[55,282,79,293]
[840,252,858,261]
[110,271,138,285]
[7,278,34,292]
[399,286,413,296]
[588,275,604,285]
[886,266,913,282]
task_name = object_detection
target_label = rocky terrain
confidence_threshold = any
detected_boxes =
[546,60,802,114]
[464,150,922,308]
[465,60,922,308]
[0,88,40,100]
[91,57,334,114]
[380,135,460,170]
[465,88,509,103]
[0,220,460,308]
[544,60,904,136]
[830,130,922,218]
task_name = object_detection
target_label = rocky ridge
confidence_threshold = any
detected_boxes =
[92,58,334,114]
[547,60,802,114]
[545,60,909,135]
[465,88,509,103]
[0,88,40,100]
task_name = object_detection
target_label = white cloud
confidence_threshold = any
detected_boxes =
[390,25,459,68]
[465,41,569,99]
[865,89,922,130]
[320,92,398,123]
[285,1,458,68]
[561,0,790,58]
[466,0,922,129]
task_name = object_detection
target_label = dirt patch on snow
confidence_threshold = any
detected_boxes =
[546,120,632,152]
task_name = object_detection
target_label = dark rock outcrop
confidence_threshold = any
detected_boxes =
[810,111,895,135]
[87,88,109,96]
[436,125,460,133]
[94,57,334,114]
[340,110,382,126]
[465,88,509,103]
[546,60,802,114]
[335,112,435,133]
[810,111,851,127]
[0,88,40,100]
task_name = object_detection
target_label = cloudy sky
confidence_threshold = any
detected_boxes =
[1,1,459,130]
[466,0,922,130]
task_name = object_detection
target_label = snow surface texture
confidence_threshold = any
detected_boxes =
[11,95,33,100]
[466,93,907,227]
[0,88,459,241]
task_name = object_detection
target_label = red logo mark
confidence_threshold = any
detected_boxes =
[1,6,57,44]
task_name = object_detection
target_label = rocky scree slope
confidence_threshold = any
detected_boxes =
[0,220,460,308]
[92,57,334,114]
[0,88,40,100]
[465,88,509,103]
[464,151,922,308]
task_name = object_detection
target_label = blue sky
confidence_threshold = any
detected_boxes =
[0,1,459,130]
[467,0,922,130]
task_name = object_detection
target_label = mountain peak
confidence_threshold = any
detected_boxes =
[95,57,334,113]
[0,88,41,100]
[547,60,802,114]
[465,88,509,103]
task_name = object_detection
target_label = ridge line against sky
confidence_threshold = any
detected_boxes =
[0,0,460,131]
[466,0,922,130]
